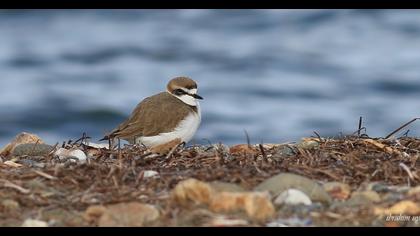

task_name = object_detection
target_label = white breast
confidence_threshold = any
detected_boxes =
[137,103,201,147]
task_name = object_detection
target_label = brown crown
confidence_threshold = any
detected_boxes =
[167,76,197,92]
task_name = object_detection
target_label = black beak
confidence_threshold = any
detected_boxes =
[191,93,203,100]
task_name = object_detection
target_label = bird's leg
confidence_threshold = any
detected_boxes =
[134,137,137,145]
[117,138,122,168]
[150,138,180,154]
[164,141,186,160]
[109,137,116,152]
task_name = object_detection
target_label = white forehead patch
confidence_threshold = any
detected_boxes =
[188,88,197,94]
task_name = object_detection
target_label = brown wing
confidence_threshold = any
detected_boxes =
[104,92,193,140]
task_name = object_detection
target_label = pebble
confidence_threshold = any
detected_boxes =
[344,191,381,206]
[172,178,275,222]
[371,184,390,193]
[296,139,320,150]
[21,219,48,227]
[12,143,55,157]
[84,205,107,223]
[55,148,87,163]
[271,145,295,160]
[98,202,160,227]
[323,182,351,200]
[254,173,332,204]
[381,192,404,202]
[176,208,215,226]
[41,208,85,227]
[374,200,420,215]
[1,199,20,211]
[18,159,46,168]
[172,178,214,205]
[142,170,159,178]
[0,132,45,157]
[274,188,312,206]
[209,191,275,222]
[407,186,420,198]
[364,182,391,193]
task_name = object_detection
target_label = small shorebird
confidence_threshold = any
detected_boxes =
[100,76,203,153]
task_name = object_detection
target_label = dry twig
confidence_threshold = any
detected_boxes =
[0,179,30,194]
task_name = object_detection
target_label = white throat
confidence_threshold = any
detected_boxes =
[176,94,198,106]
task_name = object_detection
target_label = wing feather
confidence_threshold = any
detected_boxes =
[102,92,193,141]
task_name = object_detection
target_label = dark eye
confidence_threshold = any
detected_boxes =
[174,89,185,95]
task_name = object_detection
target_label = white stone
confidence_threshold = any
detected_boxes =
[54,148,67,157]
[143,170,159,178]
[274,188,312,206]
[21,219,48,227]
[55,148,87,163]
[68,149,87,162]
[208,217,248,226]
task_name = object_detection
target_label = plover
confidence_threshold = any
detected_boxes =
[100,76,203,153]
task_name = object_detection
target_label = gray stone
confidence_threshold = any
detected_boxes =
[343,191,381,206]
[12,143,55,157]
[296,140,320,150]
[2,199,20,211]
[372,184,389,193]
[364,182,391,193]
[381,192,404,202]
[18,159,46,168]
[254,173,332,204]
[98,202,160,227]
[279,202,323,215]
[272,145,295,158]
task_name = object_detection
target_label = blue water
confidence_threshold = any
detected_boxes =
[1,9,420,146]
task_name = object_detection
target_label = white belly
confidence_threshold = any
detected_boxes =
[136,104,201,147]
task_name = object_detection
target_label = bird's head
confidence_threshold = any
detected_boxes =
[167,76,203,106]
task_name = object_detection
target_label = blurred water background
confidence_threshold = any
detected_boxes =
[1,9,420,146]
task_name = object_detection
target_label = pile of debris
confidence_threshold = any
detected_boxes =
[0,132,419,227]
